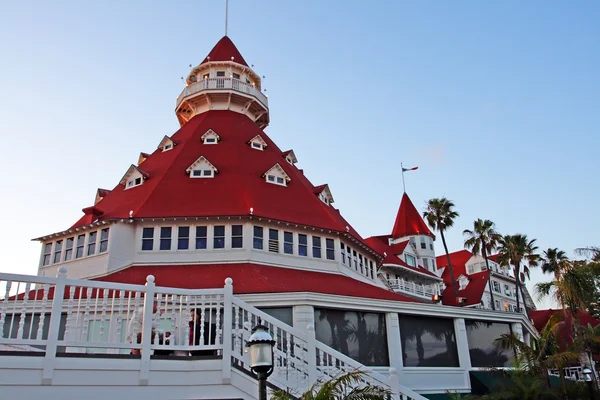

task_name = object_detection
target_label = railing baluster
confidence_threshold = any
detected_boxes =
[36,284,50,339]
[17,283,31,339]
[0,280,11,338]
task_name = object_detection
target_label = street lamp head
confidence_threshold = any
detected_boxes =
[582,367,592,382]
[247,324,275,375]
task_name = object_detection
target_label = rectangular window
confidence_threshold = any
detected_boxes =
[232,72,240,79]
[42,243,52,266]
[142,228,154,251]
[493,281,501,293]
[268,229,279,253]
[87,232,97,256]
[340,243,346,264]
[283,231,293,254]
[160,227,172,251]
[195,226,207,249]
[53,240,63,264]
[253,226,264,250]
[99,228,109,253]
[347,246,352,267]
[232,225,243,248]
[76,234,85,257]
[423,258,429,270]
[465,320,514,367]
[405,254,416,267]
[353,250,358,270]
[429,239,434,250]
[358,254,364,273]
[312,236,321,258]
[399,315,459,367]
[178,226,190,250]
[216,71,225,77]
[369,260,374,278]
[420,237,426,249]
[64,237,74,261]
[298,234,307,256]
[495,300,501,310]
[326,238,335,260]
[214,225,225,249]
[276,177,284,184]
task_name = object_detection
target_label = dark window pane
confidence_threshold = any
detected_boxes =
[142,239,153,251]
[284,231,293,254]
[214,225,225,237]
[64,238,73,261]
[178,238,189,250]
[142,228,154,238]
[53,241,63,263]
[195,238,207,249]
[398,315,459,367]
[99,228,109,253]
[232,237,243,248]
[87,232,97,256]
[258,307,293,326]
[299,234,308,256]
[253,226,263,249]
[232,225,243,236]
[269,229,278,240]
[179,226,189,237]
[465,320,515,367]
[232,225,243,248]
[76,235,85,257]
[160,227,172,238]
[195,226,207,249]
[314,308,389,366]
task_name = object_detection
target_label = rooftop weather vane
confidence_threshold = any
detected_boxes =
[401,162,418,193]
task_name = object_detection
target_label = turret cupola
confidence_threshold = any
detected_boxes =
[175,36,269,129]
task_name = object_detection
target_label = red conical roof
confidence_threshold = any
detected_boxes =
[200,36,248,67]
[391,193,434,238]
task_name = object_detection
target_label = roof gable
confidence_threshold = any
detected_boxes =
[314,184,334,205]
[138,152,150,165]
[249,134,268,149]
[157,135,176,151]
[263,163,291,182]
[95,188,111,205]
[282,150,298,165]
[392,193,434,239]
[201,129,221,142]
[119,165,149,186]
[200,36,249,67]
[186,155,218,174]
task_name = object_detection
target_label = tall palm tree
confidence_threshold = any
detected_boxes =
[423,198,459,299]
[541,248,569,277]
[575,246,600,262]
[463,219,502,310]
[496,234,540,316]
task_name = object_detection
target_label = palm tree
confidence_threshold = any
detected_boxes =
[575,246,600,262]
[424,198,459,299]
[496,234,540,316]
[463,219,502,310]
[541,248,569,277]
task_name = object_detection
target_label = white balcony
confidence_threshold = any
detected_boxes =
[387,278,438,300]
[176,77,269,110]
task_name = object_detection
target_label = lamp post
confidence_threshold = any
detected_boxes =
[583,367,595,400]
[247,324,275,400]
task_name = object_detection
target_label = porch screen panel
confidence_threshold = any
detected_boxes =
[465,319,515,367]
[398,314,459,367]
[314,308,389,366]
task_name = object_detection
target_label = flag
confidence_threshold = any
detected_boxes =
[402,166,418,172]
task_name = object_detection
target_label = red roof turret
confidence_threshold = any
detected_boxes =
[391,193,434,238]
[200,36,248,67]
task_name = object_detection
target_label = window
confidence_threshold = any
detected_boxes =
[163,144,173,151]
[268,229,279,253]
[216,71,225,77]
[276,177,284,185]
[429,239,434,250]
[231,225,243,248]
[283,231,293,254]
[465,320,515,367]
[493,281,501,293]
[432,259,435,269]
[142,228,154,251]
[420,237,426,249]
[64,237,74,261]
[340,243,346,264]
[312,236,321,258]
[232,72,240,79]
[195,226,207,249]
[53,240,63,264]
[253,226,263,250]
[504,284,511,296]
[252,141,263,150]
[353,250,358,270]
[409,237,416,246]
[86,232,97,256]
[298,234,307,256]
[42,243,52,266]
[405,254,416,267]
[495,300,501,310]
[202,73,209,80]
[178,227,189,250]
[99,229,109,253]
[192,169,214,178]
[160,227,172,251]
[459,277,468,290]
[127,177,143,188]
[204,137,217,144]
[423,258,429,270]
[467,265,475,274]
[326,239,335,260]
[347,246,352,267]
[369,260,374,278]
[76,234,85,257]
[358,254,364,273]
[399,315,459,367]
[214,226,225,249]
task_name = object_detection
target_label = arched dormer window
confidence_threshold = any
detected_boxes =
[201,129,221,144]
[186,156,218,178]
[263,163,290,186]
[120,165,149,189]
[158,135,176,152]
[248,135,268,151]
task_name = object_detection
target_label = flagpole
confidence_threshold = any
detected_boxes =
[401,162,406,193]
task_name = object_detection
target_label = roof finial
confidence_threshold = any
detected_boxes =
[225,0,229,36]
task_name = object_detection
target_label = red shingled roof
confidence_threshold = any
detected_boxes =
[436,249,473,272]
[391,193,434,239]
[364,237,438,278]
[200,36,248,67]
[441,271,488,306]
[95,264,418,302]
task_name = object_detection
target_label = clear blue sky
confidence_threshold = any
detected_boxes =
[1,1,598,308]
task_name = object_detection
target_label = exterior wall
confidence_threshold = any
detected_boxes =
[107,222,136,273]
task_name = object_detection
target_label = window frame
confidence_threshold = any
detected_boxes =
[76,234,86,258]
[195,226,207,249]
[99,228,109,253]
[283,231,293,254]
[178,226,190,250]
[312,236,321,258]
[42,243,52,266]
[159,227,172,251]
[268,229,279,253]
[53,240,63,264]
[253,226,264,250]
[87,232,97,256]
[325,238,335,260]
[142,228,154,251]
[213,225,225,249]
[64,237,74,261]
[231,225,243,248]
[298,234,308,257]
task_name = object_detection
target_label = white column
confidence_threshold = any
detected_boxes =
[386,313,403,370]
[511,322,524,341]
[293,305,314,333]
[139,275,157,385]
[221,277,233,384]
[454,318,472,391]
[42,266,68,385]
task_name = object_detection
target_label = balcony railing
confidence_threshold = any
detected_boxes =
[387,278,437,299]
[176,77,269,109]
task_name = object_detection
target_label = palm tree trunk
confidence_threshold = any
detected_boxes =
[514,263,521,314]
[441,230,459,299]
[482,244,496,310]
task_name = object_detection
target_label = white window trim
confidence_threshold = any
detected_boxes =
[201,129,221,144]
[191,169,215,178]
[263,163,291,187]
[186,155,218,179]
[157,135,175,152]
[249,135,268,151]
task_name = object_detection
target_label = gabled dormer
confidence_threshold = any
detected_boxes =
[120,165,150,189]
[282,150,298,166]
[201,129,221,144]
[158,135,176,152]
[263,163,290,186]
[95,188,111,205]
[138,152,150,165]
[457,274,470,290]
[314,184,334,205]
[248,135,268,151]
[186,156,218,178]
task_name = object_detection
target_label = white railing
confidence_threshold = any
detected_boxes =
[176,77,269,109]
[549,364,598,383]
[0,268,426,400]
[387,279,436,299]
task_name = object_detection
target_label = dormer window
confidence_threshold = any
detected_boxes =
[120,165,149,190]
[201,129,221,144]
[128,177,142,188]
[315,184,334,205]
[282,150,298,166]
[158,135,176,152]
[263,164,290,186]
[186,156,218,179]
[164,144,173,151]
[249,135,268,151]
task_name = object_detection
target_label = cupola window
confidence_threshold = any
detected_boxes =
[186,156,218,179]
[233,72,240,79]
[157,135,176,152]
[216,71,225,77]
[201,129,221,144]
[248,135,268,151]
[263,163,291,186]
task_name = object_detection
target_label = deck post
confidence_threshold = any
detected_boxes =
[42,266,68,385]
[221,277,233,384]
[306,324,318,387]
[139,275,156,385]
